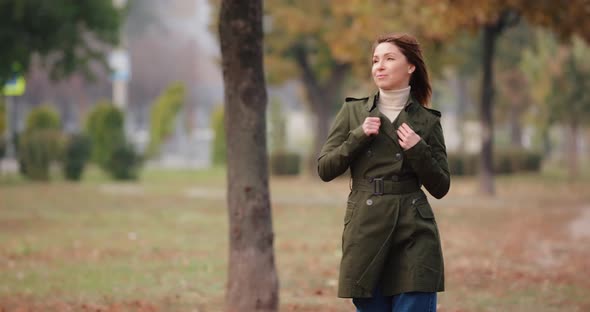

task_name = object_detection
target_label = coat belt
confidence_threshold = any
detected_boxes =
[352,177,420,195]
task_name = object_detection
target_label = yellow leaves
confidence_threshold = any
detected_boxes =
[265,54,298,85]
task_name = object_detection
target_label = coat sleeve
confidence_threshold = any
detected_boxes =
[317,102,374,182]
[404,118,450,199]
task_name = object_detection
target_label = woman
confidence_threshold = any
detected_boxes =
[317,33,450,311]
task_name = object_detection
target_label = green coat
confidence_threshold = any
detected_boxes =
[318,92,450,298]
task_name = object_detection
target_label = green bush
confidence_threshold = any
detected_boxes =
[0,101,5,159]
[211,106,226,165]
[447,153,477,176]
[493,149,543,174]
[270,152,301,176]
[25,104,61,133]
[18,130,63,180]
[448,149,542,176]
[0,137,5,159]
[106,143,142,180]
[62,134,91,181]
[85,101,125,169]
[148,82,186,156]
[0,100,6,137]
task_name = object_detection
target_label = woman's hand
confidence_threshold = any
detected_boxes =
[397,122,421,150]
[362,117,381,136]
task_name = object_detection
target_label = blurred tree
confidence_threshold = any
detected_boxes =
[520,29,562,155]
[547,36,590,180]
[0,0,122,84]
[210,105,226,165]
[219,1,279,311]
[148,82,186,156]
[494,23,534,148]
[268,97,287,154]
[263,0,455,174]
[420,0,590,195]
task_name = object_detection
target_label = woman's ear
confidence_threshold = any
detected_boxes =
[408,65,415,74]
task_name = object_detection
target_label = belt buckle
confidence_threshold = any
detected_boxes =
[373,177,384,195]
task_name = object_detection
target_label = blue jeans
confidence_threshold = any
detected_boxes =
[353,286,437,312]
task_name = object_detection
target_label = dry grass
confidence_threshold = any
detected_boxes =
[1,168,589,311]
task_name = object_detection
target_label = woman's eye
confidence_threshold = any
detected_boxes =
[372,59,378,64]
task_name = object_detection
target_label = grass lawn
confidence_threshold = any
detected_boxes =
[1,166,589,311]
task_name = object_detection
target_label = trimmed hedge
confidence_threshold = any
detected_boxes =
[270,152,301,176]
[18,105,63,180]
[18,130,63,180]
[448,149,542,176]
[106,143,142,180]
[62,134,91,181]
[25,104,60,133]
[85,101,125,169]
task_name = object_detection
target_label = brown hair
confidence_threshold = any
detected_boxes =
[373,33,432,107]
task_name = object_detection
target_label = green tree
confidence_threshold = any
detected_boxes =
[0,0,122,83]
[148,82,186,156]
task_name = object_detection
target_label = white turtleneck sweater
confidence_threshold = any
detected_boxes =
[378,86,411,123]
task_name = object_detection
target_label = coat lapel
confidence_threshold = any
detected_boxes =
[365,92,426,145]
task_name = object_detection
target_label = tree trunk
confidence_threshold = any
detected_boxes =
[218,1,279,312]
[509,102,523,148]
[455,74,469,152]
[567,119,579,181]
[479,24,498,196]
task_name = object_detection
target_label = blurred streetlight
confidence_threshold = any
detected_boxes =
[109,0,129,110]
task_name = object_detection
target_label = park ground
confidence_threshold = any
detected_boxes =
[1,166,590,311]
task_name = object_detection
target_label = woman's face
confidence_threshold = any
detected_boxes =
[372,42,415,91]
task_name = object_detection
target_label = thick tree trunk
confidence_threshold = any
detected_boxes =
[479,24,498,196]
[218,1,279,312]
[567,119,579,181]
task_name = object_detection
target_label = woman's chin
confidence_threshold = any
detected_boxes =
[375,81,392,89]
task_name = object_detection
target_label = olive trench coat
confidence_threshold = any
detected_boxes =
[318,92,450,298]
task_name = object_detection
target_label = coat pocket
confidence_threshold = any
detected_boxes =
[344,200,356,225]
[412,196,434,219]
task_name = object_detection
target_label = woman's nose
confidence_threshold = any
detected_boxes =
[376,60,385,69]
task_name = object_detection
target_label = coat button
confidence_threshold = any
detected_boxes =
[366,199,373,206]
[395,152,402,161]
[367,150,372,157]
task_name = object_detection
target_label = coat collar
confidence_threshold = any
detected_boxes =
[365,91,419,114]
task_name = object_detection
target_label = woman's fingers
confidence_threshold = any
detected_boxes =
[363,117,381,136]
